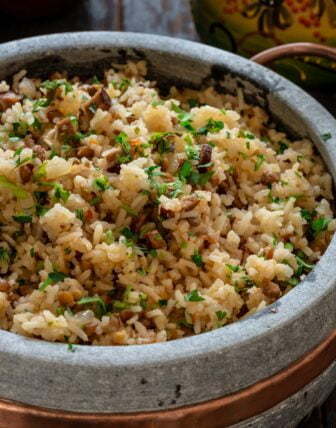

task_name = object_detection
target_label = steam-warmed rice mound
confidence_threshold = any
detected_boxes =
[0,62,334,346]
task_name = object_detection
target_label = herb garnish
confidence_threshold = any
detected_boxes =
[185,289,205,302]
[0,176,29,199]
[150,132,173,155]
[198,119,224,136]
[39,271,68,291]
[41,80,73,94]
[53,183,70,203]
[312,217,330,235]
[226,264,240,272]
[77,295,107,317]
[254,154,265,171]
[192,250,203,267]
[321,133,332,142]
[185,141,200,161]
[216,311,227,320]
[75,208,84,221]
[32,98,51,112]
[67,343,76,353]
[93,176,110,191]
[0,247,10,265]
[277,141,288,154]
[12,214,32,224]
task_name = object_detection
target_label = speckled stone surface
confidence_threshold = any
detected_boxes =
[0,32,335,415]
[234,360,336,428]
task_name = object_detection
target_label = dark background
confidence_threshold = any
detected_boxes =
[0,0,335,426]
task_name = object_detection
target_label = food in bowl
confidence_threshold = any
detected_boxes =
[0,61,334,345]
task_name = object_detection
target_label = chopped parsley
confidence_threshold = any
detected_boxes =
[254,154,265,171]
[185,289,205,302]
[11,121,28,138]
[277,141,288,154]
[67,343,76,353]
[111,78,131,91]
[36,205,49,217]
[284,242,294,251]
[301,209,330,238]
[15,155,32,168]
[311,217,330,235]
[32,98,51,112]
[12,214,32,224]
[150,132,173,155]
[288,277,299,287]
[91,75,100,84]
[189,170,214,186]
[136,268,147,276]
[179,160,193,180]
[121,204,137,217]
[226,264,240,272]
[0,247,10,265]
[170,103,194,132]
[41,79,73,94]
[151,100,164,107]
[192,250,203,267]
[34,162,47,180]
[53,183,70,203]
[39,271,67,291]
[32,117,42,131]
[145,165,164,178]
[198,119,224,135]
[168,178,184,198]
[120,227,138,248]
[0,176,29,199]
[178,161,213,187]
[75,208,84,221]
[77,295,107,317]
[321,133,332,142]
[90,196,102,206]
[245,132,255,140]
[116,133,131,154]
[188,98,199,108]
[216,310,227,321]
[185,142,200,160]
[178,319,193,329]
[113,300,131,311]
[296,255,313,271]
[93,176,110,191]
[149,249,158,257]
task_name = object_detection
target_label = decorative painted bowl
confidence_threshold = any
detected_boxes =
[0,32,336,428]
[191,0,336,88]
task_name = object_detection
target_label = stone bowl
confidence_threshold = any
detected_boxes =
[0,32,336,428]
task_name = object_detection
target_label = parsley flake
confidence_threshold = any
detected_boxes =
[185,289,205,302]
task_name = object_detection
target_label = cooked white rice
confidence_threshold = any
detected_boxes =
[0,61,334,346]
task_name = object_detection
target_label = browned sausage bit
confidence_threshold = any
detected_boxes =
[145,230,167,249]
[0,91,22,112]
[32,145,47,161]
[85,88,111,113]
[56,117,77,142]
[19,164,34,183]
[77,146,95,159]
[46,108,63,124]
[198,144,212,172]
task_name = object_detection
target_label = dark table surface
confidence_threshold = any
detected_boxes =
[0,1,335,426]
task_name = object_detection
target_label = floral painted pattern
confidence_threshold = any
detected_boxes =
[242,0,293,36]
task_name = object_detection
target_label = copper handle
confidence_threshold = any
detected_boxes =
[251,42,336,65]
